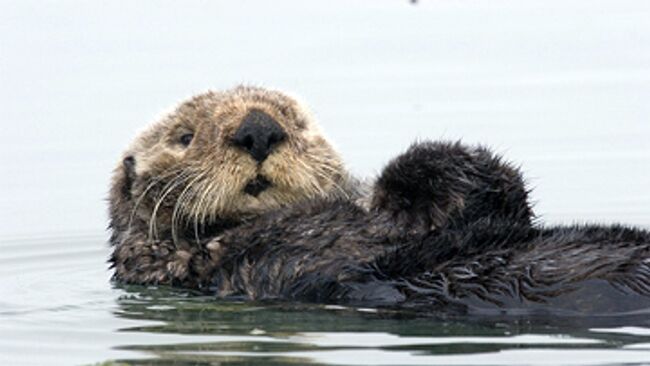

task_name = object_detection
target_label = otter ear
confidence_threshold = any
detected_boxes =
[371,142,473,232]
[120,155,137,199]
[108,154,138,237]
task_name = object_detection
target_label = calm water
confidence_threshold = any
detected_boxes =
[1,0,650,365]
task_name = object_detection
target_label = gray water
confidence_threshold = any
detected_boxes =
[1,0,650,365]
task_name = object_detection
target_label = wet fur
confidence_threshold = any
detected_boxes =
[109,88,650,316]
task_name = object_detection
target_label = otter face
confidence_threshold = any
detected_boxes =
[110,86,350,241]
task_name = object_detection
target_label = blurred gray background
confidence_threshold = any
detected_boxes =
[1,0,649,238]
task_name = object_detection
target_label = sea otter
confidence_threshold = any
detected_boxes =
[109,86,650,316]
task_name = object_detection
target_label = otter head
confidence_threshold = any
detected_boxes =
[109,86,352,243]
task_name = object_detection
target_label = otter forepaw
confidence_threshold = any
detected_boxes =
[371,141,533,233]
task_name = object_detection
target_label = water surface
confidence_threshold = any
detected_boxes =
[1,0,650,365]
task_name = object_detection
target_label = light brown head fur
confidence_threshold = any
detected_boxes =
[109,86,355,244]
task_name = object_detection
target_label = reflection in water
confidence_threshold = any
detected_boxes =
[106,284,650,365]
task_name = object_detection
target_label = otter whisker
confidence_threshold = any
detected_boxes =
[170,173,197,245]
[185,171,215,244]
[151,171,194,239]
[128,168,187,234]
[170,172,196,240]
[312,165,347,198]
[169,171,201,244]
[183,177,204,244]
[195,173,218,228]
[193,171,229,242]
[304,152,351,200]
[170,170,207,245]
[149,171,193,242]
[293,157,336,199]
[183,172,211,236]
[321,171,351,200]
[197,161,245,226]
[128,177,164,233]
[192,169,228,237]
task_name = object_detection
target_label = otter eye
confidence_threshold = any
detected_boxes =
[179,133,194,147]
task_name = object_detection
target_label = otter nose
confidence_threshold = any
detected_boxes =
[232,110,287,163]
